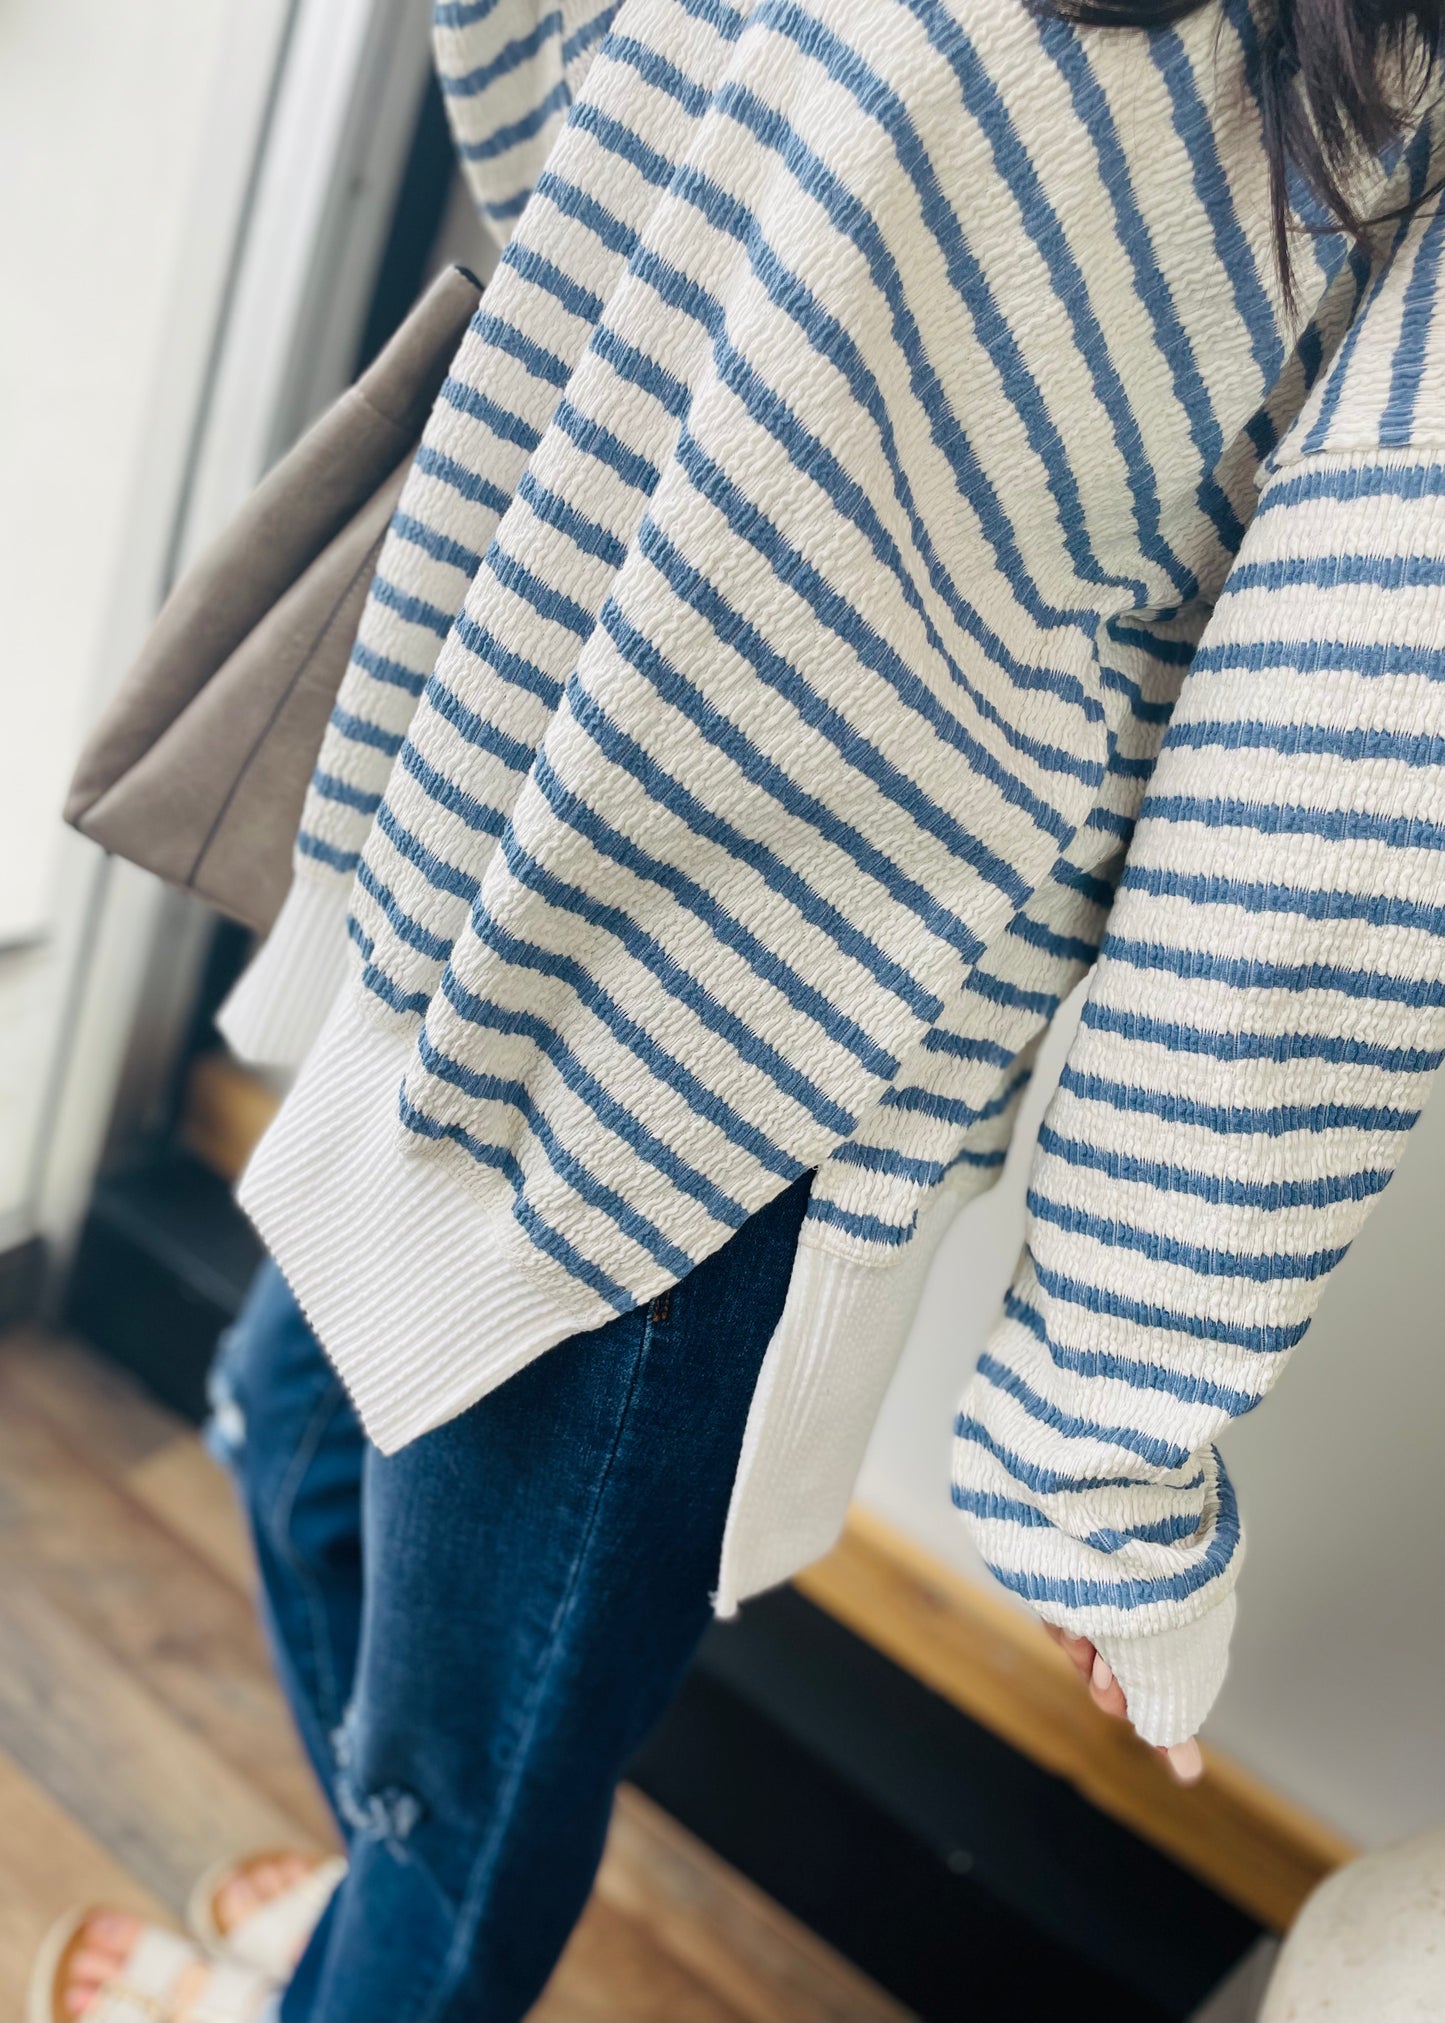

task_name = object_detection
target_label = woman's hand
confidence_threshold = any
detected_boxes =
[1044,1625,1205,1785]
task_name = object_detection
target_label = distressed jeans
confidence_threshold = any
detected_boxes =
[206,1174,811,2023]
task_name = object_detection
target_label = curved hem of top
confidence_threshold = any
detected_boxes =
[235,981,609,1453]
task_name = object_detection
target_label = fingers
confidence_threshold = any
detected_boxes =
[1049,1624,1098,1685]
[1163,1738,1204,1785]
[1087,1652,1130,1721]
[1048,1626,1208,1782]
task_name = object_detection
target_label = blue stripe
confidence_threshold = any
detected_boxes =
[1228,550,1445,594]
[803,1197,915,1245]
[353,861,455,964]
[392,512,483,577]
[1039,25,1242,551]
[1025,1188,1348,1284]
[1140,791,1445,856]
[489,826,861,1135]
[1036,1121,1395,1211]
[296,831,359,874]
[1303,120,1437,454]
[412,442,513,516]
[461,904,811,1181]
[422,974,749,1227]
[561,2,618,66]
[439,371,547,453]
[1099,931,1445,1013]
[1078,997,1445,1075]
[328,707,404,757]
[527,744,901,1075]
[1029,1259,1311,1354]
[412,1029,701,1282]
[954,1415,1203,1497]
[451,613,565,710]
[349,642,426,697]
[398,1093,635,1311]
[470,307,573,389]
[595,594,964,1005]
[514,469,628,566]
[398,743,511,838]
[439,12,562,96]
[1257,458,1445,513]
[1150,29,1283,388]
[1059,1063,1419,1138]
[881,1064,1031,1128]
[422,675,546,776]
[1163,716,1445,771]
[1119,862,1445,941]
[1008,1283,1262,1412]
[496,243,607,328]
[452,76,571,160]
[977,1351,1194,1470]
[311,772,381,816]
[369,575,453,640]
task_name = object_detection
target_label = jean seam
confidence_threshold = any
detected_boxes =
[418,1308,659,2023]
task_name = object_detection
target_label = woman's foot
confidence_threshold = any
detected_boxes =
[212,1853,316,1942]
[41,1911,269,2023]
[189,1847,345,1982]
[62,1914,205,2020]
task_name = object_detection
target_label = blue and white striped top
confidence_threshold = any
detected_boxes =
[222,0,1445,1744]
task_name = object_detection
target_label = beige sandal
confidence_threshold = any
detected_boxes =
[28,1909,273,2023]
[186,1851,345,1982]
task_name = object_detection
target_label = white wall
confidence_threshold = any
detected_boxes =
[857,987,1445,1848]
[0,0,275,1235]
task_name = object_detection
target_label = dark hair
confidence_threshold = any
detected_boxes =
[1041,1,1443,301]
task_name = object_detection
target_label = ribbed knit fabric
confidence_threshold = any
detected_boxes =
[223,0,1445,1742]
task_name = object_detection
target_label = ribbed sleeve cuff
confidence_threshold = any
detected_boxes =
[236,984,608,1451]
[1094,1592,1237,1747]
[216,872,353,1072]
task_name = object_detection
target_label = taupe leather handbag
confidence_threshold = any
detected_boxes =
[65,263,483,934]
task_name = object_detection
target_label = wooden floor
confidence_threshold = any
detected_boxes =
[0,1327,909,2023]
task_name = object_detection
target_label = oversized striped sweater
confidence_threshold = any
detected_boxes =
[220,0,1445,1745]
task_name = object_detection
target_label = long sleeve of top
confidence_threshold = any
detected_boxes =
[218,0,1445,1742]
[955,279,1445,1743]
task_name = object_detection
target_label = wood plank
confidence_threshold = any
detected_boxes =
[180,1053,280,1184]
[0,1357,333,1847]
[0,1581,306,1912]
[797,1507,1354,1933]
[537,1895,750,2023]
[0,1328,181,1473]
[127,1437,259,1596]
[0,1329,259,1594]
[0,1748,173,2023]
[598,1788,913,2023]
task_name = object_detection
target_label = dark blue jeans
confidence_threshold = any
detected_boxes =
[207,1175,811,2023]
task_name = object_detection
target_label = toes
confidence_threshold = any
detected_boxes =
[215,1874,260,1930]
[67,1949,120,1983]
[83,1913,139,1949]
